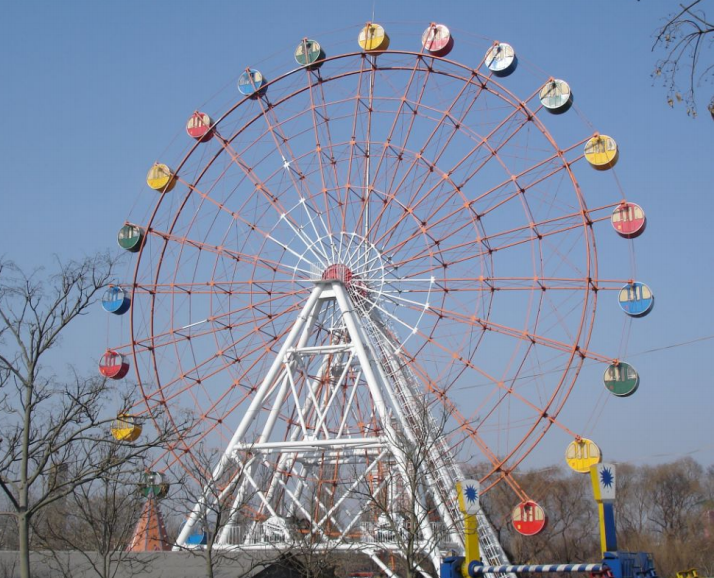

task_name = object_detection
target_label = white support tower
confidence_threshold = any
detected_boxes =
[175,268,512,578]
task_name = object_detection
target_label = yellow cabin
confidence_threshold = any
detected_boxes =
[358,23,390,52]
[565,438,602,473]
[584,135,619,170]
[111,414,142,442]
[146,163,177,192]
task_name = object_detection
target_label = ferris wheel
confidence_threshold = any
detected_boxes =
[101,22,652,570]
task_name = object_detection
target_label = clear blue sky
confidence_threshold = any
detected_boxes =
[1,1,712,471]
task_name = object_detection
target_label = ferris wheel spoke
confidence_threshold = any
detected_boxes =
[360,56,448,228]
[378,131,580,257]
[129,289,304,356]
[412,69,490,169]
[383,207,602,271]
[415,79,532,195]
[247,83,336,262]
[421,302,610,363]
[272,207,330,268]
[172,175,283,250]
[406,357,530,498]
[449,129,585,211]
[304,67,341,241]
[214,135,331,260]
[341,55,374,235]
[353,55,384,241]
[366,158,432,249]
[471,388,582,491]
[372,180,509,261]
[461,82,542,158]
[360,295,424,343]
[434,110,531,194]
[364,55,432,201]
[371,142,579,261]
[417,340,574,455]
[381,176,470,253]
[142,355,247,413]
[380,277,603,297]
[145,229,315,279]
[141,309,299,412]
[130,281,308,297]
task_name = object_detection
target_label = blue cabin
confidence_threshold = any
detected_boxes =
[102,286,131,315]
[238,69,267,97]
[186,531,208,546]
[618,282,654,318]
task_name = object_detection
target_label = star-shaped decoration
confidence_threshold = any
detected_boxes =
[465,484,478,504]
[600,466,614,489]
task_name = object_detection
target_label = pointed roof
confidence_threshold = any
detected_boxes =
[127,496,172,552]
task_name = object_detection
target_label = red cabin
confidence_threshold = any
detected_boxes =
[421,24,454,57]
[611,202,646,239]
[99,350,130,380]
[186,111,214,142]
[512,500,548,536]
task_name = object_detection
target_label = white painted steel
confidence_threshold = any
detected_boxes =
[176,274,513,578]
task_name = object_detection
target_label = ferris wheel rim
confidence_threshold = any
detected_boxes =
[122,44,614,494]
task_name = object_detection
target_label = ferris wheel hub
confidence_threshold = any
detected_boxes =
[321,263,354,285]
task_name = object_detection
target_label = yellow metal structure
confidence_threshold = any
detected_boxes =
[456,480,480,577]
[584,135,619,170]
[358,23,390,52]
[676,569,699,578]
[146,163,177,192]
[590,463,617,555]
[111,414,142,442]
[565,438,602,473]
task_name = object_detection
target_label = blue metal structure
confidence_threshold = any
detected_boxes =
[441,556,657,578]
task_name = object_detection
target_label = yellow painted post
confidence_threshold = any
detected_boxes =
[456,480,481,578]
[590,463,617,555]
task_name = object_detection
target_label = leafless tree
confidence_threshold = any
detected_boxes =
[33,440,156,578]
[355,401,458,578]
[651,0,714,118]
[0,493,19,551]
[169,446,278,578]
[646,457,704,538]
[0,255,176,578]
[624,458,713,577]
[276,478,361,578]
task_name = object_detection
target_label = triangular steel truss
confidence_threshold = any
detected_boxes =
[175,278,511,578]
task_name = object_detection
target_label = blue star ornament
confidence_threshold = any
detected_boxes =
[460,479,480,514]
[465,485,479,504]
[600,467,614,489]
[595,463,616,501]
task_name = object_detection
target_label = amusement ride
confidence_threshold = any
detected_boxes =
[101,21,654,576]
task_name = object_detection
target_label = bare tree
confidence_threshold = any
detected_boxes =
[33,441,156,578]
[0,255,174,578]
[277,478,357,578]
[646,457,704,538]
[169,446,277,578]
[0,493,19,551]
[631,458,712,578]
[355,402,458,578]
[651,0,714,118]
